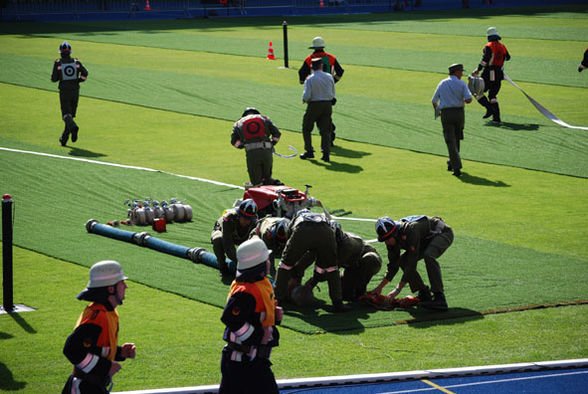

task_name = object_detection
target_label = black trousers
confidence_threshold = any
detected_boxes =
[59,88,80,118]
[440,107,465,172]
[219,349,278,394]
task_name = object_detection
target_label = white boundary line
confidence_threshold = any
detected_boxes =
[113,359,588,394]
[0,146,379,223]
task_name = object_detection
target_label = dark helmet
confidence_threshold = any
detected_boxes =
[275,218,291,241]
[59,41,72,54]
[236,199,258,219]
[375,216,400,242]
[242,107,260,117]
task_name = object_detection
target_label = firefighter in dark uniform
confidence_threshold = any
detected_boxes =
[220,237,282,394]
[51,41,89,146]
[274,209,349,312]
[231,107,282,187]
[472,27,510,123]
[298,37,344,146]
[249,216,290,278]
[578,48,588,72]
[62,260,136,394]
[370,215,454,311]
[211,199,258,278]
[335,227,382,302]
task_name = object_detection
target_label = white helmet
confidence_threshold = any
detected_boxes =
[87,260,128,288]
[236,237,271,271]
[467,75,485,97]
[309,36,325,49]
[486,27,501,39]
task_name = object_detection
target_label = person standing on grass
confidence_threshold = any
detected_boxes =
[431,63,472,178]
[300,58,336,163]
[62,260,136,394]
[231,107,282,188]
[472,27,510,123]
[51,41,88,147]
[220,237,282,394]
[370,215,454,311]
[298,36,344,147]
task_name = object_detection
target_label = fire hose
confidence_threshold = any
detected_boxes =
[85,219,236,274]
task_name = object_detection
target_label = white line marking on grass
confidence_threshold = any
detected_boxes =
[0,146,379,223]
[0,147,244,190]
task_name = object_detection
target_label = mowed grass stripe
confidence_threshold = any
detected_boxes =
[2,84,587,262]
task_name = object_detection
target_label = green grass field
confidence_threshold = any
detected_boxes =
[1,5,587,393]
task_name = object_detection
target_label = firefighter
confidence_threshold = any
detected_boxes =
[472,27,511,123]
[211,199,258,278]
[219,237,282,394]
[51,41,89,146]
[274,209,349,313]
[298,37,344,147]
[231,107,282,187]
[249,216,291,278]
[334,225,383,302]
[62,260,136,393]
[370,215,454,311]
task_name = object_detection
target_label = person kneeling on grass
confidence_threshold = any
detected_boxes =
[369,215,454,311]
[219,237,283,394]
[62,260,136,394]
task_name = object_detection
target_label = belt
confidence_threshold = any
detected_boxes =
[308,100,332,103]
[226,343,272,359]
[245,141,272,151]
[72,367,111,387]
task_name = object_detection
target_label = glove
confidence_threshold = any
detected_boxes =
[331,98,337,106]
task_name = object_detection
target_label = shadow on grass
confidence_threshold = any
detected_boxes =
[283,300,371,334]
[67,147,106,158]
[0,363,27,391]
[308,158,363,174]
[458,172,510,187]
[331,145,372,159]
[6,312,37,334]
[402,307,484,328]
[485,121,540,131]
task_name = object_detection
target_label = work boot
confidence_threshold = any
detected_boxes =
[446,161,452,172]
[300,151,315,160]
[332,300,352,313]
[321,152,330,163]
[422,292,448,311]
[491,102,501,123]
[71,124,79,143]
[477,96,493,119]
[417,287,432,303]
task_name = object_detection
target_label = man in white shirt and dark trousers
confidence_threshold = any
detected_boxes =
[431,64,473,177]
[300,57,336,163]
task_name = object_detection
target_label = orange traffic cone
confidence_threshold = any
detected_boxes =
[267,41,276,60]
[144,0,151,11]
[319,0,324,7]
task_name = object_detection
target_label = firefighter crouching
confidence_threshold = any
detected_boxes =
[250,216,291,278]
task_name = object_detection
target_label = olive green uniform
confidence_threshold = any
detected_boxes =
[337,232,382,301]
[249,216,288,277]
[385,215,453,294]
[274,212,341,306]
[231,114,281,186]
[211,209,257,273]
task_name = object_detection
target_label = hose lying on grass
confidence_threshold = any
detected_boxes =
[85,219,236,274]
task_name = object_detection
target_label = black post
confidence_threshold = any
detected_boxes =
[282,20,289,68]
[2,194,14,313]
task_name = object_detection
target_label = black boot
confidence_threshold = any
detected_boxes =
[59,128,69,146]
[422,292,448,311]
[417,287,432,303]
[477,96,493,119]
[491,102,501,123]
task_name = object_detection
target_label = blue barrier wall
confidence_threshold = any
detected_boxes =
[1,0,587,22]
